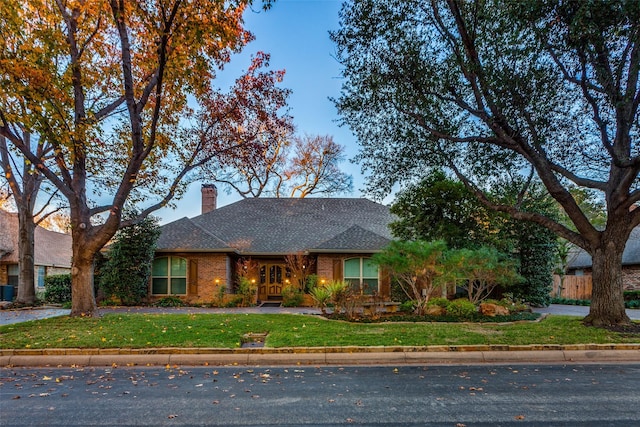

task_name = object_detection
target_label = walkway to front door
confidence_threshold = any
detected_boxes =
[257,263,288,301]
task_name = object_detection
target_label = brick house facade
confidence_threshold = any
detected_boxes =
[153,189,395,305]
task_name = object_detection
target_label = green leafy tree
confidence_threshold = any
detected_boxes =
[495,181,560,307]
[333,0,640,326]
[390,170,496,249]
[372,240,448,315]
[392,171,559,306]
[447,246,522,304]
[99,216,160,306]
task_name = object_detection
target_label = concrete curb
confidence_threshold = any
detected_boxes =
[2,344,639,367]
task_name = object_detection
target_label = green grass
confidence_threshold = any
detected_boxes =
[0,313,638,350]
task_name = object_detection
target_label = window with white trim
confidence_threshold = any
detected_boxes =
[344,257,379,295]
[152,257,187,295]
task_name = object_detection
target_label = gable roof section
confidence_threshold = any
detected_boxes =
[156,217,231,252]
[156,198,395,254]
[0,209,72,268]
[313,225,392,252]
[568,227,640,269]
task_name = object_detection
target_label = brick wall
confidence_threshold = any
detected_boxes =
[316,254,340,284]
[151,252,230,304]
[0,265,7,284]
[623,267,640,291]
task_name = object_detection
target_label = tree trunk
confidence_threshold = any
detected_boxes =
[15,206,36,305]
[583,239,630,327]
[70,241,97,316]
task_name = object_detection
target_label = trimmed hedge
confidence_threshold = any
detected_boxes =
[44,274,72,304]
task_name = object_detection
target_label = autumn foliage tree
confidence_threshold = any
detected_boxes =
[0,0,275,316]
[334,0,640,326]
[208,132,353,198]
[285,135,353,198]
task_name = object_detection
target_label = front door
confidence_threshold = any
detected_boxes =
[258,264,286,301]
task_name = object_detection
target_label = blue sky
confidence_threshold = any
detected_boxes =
[156,0,368,224]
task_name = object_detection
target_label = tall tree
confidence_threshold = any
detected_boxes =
[200,54,293,198]
[333,0,640,326]
[1,133,63,304]
[0,0,273,316]
[285,134,353,198]
[209,132,353,198]
[390,170,496,249]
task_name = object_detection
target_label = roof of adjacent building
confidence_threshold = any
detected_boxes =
[156,198,395,255]
[568,227,640,269]
[0,210,72,268]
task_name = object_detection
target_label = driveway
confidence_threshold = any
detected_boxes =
[533,304,640,320]
[0,307,71,326]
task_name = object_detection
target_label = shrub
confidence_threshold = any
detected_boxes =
[237,277,257,307]
[282,285,304,307]
[326,280,351,314]
[624,290,640,301]
[99,216,160,305]
[399,300,417,312]
[446,298,476,318]
[310,286,332,314]
[153,296,185,307]
[427,297,450,308]
[305,274,319,293]
[627,300,640,309]
[44,274,72,304]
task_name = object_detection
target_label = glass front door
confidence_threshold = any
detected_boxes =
[258,264,286,300]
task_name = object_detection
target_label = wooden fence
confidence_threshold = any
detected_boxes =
[552,275,592,300]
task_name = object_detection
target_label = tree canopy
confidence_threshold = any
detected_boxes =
[0,0,274,315]
[333,0,640,326]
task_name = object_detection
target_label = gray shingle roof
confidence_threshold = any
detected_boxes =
[314,225,392,251]
[0,209,72,268]
[156,198,394,254]
[568,227,640,269]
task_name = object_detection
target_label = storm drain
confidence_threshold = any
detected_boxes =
[241,332,268,348]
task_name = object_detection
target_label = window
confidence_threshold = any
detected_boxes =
[7,264,18,287]
[344,257,379,295]
[152,257,187,295]
[37,266,45,288]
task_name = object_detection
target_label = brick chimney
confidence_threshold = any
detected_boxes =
[201,184,217,214]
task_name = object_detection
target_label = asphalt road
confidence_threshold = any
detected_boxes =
[2,364,639,426]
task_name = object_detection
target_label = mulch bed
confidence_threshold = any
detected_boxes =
[604,323,640,334]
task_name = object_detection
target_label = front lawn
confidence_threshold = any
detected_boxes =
[1,313,638,350]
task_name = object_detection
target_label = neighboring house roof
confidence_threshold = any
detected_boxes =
[568,227,640,269]
[0,209,72,268]
[156,198,395,255]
